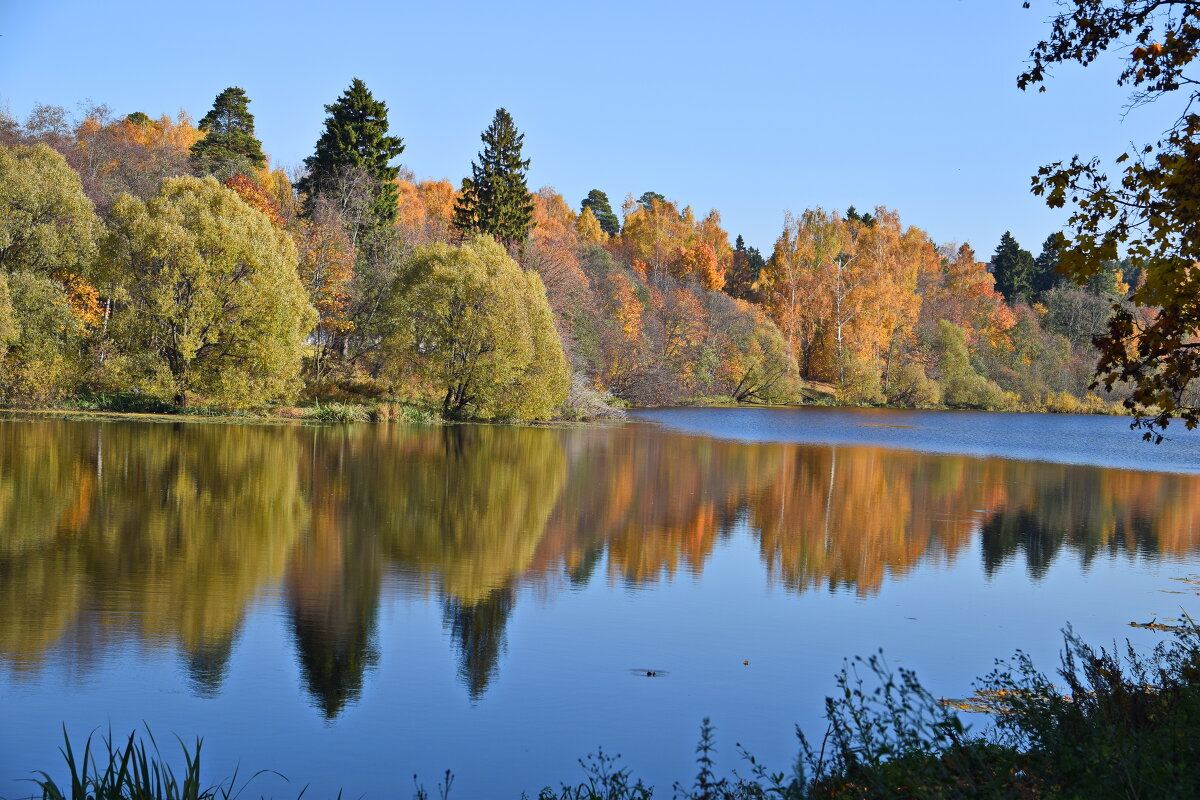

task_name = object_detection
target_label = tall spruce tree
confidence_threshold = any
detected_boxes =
[452,108,533,246]
[189,87,267,179]
[581,189,619,237]
[297,78,404,227]
[991,231,1036,305]
[1031,232,1066,299]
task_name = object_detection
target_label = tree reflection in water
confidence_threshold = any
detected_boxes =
[1,416,1199,713]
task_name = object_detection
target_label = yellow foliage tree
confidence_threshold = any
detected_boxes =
[575,206,606,243]
[0,272,15,360]
[617,195,694,276]
[759,209,844,377]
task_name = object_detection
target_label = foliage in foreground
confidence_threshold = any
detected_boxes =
[26,728,283,800]
[22,627,1200,800]
[1020,0,1200,440]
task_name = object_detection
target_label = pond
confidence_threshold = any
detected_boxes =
[2,408,1199,798]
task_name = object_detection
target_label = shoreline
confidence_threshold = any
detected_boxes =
[0,397,1135,429]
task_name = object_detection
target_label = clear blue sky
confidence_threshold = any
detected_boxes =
[0,0,1178,258]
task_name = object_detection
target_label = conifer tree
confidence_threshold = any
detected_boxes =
[991,231,1035,305]
[581,189,619,237]
[452,108,533,246]
[1031,232,1065,299]
[846,205,875,227]
[637,191,666,211]
[298,78,404,227]
[728,234,766,301]
[189,87,267,179]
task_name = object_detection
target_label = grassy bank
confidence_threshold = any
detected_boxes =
[0,394,1134,433]
[17,624,1200,800]
[0,400,439,427]
[0,375,1135,429]
[0,373,630,426]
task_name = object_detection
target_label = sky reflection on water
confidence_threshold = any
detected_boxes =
[2,411,1199,798]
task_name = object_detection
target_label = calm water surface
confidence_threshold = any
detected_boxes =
[2,409,1200,798]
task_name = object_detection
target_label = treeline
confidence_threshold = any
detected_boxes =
[0,81,1131,417]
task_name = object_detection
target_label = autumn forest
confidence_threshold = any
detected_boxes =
[0,80,1137,419]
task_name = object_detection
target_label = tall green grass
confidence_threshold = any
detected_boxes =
[24,728,288,800]
[302,401,438,424]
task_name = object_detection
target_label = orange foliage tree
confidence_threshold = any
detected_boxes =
[671,241,725,290]
[224,173,284,227]
[521,188,594,368]
[395,175,458,247]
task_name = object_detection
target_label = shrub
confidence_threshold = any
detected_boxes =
[558,373,625,420]
[933,320,1014,410]
[368,401,437,424]
[68,391,178,414]
[886,362,941,408]
[302,402,369,423]
[837,355,885,406]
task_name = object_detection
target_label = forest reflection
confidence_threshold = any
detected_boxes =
[1,417,1198,713]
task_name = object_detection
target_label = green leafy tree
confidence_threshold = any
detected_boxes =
[384,235,569,420]
[102,176,316,408]
[1020,0,1200,439]
[0,144,100,279]
[452,109,534,246]
[0,271,85,405]
[188,87,267,180]
[0,272,15,359]
[934,319,1008,410]
[581,189,619,237]
[990,231,1035,305]
[838,353,885,405]
[297,78,405,228]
